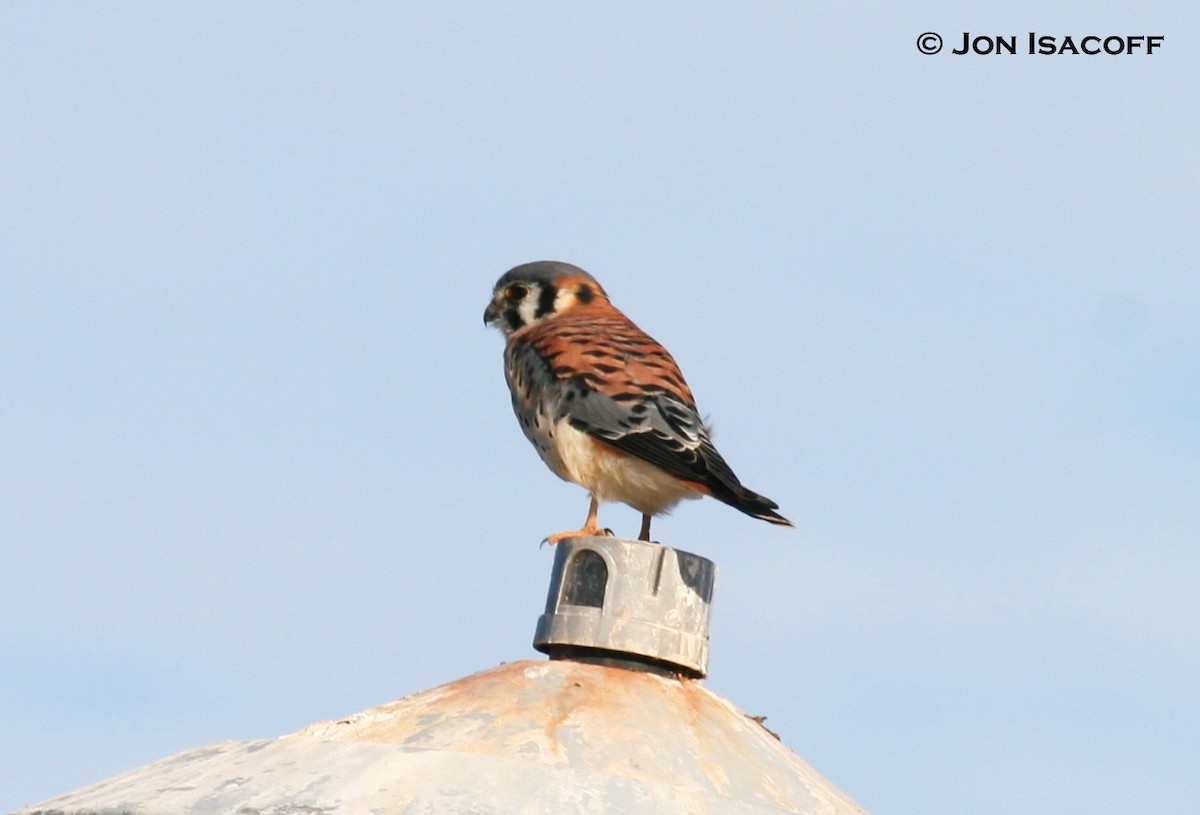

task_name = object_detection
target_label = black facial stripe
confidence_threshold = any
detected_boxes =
[534,283,558,319]
[503,309,523,332]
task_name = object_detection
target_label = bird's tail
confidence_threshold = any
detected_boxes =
[695,441,794,528]
[718,485,794,528]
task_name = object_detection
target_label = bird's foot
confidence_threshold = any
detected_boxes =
[542,525,613,546]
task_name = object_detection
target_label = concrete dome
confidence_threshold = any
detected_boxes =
[19,659,868,815]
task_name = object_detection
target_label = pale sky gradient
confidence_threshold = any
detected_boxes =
[3,4,1197,814]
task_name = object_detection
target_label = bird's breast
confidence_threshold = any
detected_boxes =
[505,354,568,478]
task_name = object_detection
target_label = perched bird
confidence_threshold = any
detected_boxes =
[484,260,793,543]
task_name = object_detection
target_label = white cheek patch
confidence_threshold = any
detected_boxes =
[554,286,576,313]
[517,295,540,327]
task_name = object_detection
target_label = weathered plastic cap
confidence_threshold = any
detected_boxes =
[533,536,716,677]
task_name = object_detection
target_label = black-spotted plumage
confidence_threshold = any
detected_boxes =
[484,260,792,542]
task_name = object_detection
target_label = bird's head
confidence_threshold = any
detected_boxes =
[483,260,609,336]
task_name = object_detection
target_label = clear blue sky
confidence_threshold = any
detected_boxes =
[3,4,1196,813]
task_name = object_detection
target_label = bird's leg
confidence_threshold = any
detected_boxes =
[638,513,653,542]
[544,494,610,544]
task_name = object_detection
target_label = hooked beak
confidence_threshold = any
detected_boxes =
[483,299,500,327]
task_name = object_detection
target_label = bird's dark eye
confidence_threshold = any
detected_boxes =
[505,284,529,301]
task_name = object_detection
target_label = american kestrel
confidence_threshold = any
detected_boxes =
[484,260,793,543]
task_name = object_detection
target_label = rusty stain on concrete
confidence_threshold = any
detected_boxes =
[287,659,867,814]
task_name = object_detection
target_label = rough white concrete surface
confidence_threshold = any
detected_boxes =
[17,660,870,815]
